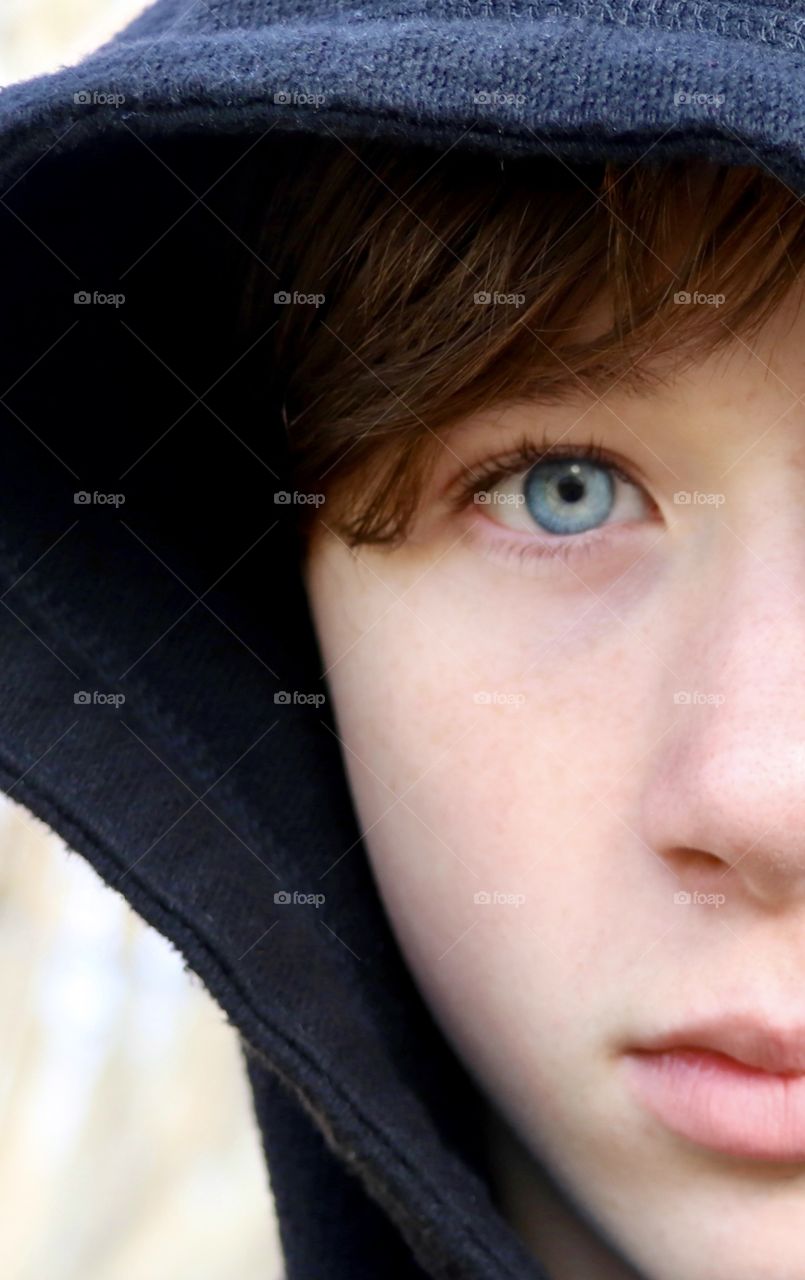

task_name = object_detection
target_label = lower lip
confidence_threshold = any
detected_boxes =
[624,1048,805,1161]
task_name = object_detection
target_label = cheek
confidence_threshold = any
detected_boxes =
[305,540,667,1096]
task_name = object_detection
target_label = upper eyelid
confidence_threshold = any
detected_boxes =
[443,435,653,509]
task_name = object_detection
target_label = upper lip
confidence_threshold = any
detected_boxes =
[631,1016,805,1075]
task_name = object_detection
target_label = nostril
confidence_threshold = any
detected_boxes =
[667,846,726,878]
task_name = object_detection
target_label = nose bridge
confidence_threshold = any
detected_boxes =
[647,548,805,907]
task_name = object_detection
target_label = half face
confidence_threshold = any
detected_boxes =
[302,284,805,1280]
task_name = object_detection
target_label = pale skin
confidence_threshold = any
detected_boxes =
[302,279,805,1280]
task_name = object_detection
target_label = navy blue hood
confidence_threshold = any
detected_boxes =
[0,2,803,1277]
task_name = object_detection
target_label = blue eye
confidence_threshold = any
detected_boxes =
[523,457,614,535]
[469,443,653,549]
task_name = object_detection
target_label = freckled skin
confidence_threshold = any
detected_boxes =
[303,287,805,1280]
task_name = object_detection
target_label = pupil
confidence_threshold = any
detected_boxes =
[557,475,585,504]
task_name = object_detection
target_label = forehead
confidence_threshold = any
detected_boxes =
[531,269,805,406]
[434,291,805,485]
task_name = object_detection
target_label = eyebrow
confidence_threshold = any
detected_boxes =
[500,358,680,419]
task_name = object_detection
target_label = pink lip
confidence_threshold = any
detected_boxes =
[624,1017,805,1161]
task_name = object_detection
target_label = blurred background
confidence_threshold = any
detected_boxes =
[0,5,284,1278]
[0,1,148,83]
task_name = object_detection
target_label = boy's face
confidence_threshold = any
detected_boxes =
[302,283,805,1280]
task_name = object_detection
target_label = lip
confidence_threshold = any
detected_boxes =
[636,1016,805,1074]
[623,1017,805,1161]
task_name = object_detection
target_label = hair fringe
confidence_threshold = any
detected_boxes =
[238,136,805,546]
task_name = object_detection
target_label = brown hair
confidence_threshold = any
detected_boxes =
[238,135,805,545]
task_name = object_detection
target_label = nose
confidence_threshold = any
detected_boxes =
[641,553,805,912]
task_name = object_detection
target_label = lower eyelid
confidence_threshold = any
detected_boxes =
[462,501,662,575]
[471,506,618,552]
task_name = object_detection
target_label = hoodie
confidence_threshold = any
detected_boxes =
[0,3,802,1278]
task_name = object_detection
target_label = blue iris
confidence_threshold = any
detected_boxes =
[523,457,614,535]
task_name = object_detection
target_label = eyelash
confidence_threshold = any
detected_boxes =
[447,431,654,567]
